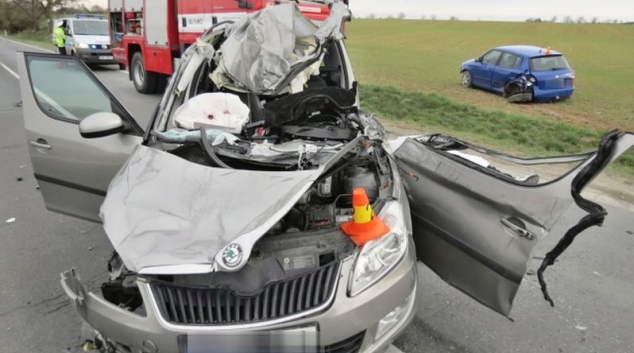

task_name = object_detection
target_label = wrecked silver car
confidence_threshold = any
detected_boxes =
[17,1,634,353]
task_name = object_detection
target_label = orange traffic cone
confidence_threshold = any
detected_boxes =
[341,188,390,246]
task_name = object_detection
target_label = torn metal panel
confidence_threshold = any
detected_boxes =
[100,145,319,274]
[391,134,595,166]
[213,3,318,94]
[536,131,634,306]
[314,1,351,42]
[211,1,351,95]
[358,112,388,141]
[392,130,634,316]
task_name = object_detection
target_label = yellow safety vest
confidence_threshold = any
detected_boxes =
[54,27,65,47]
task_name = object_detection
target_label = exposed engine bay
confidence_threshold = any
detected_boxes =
[100,134,395,319]
[160,85,365,171]
[105,71,395,317]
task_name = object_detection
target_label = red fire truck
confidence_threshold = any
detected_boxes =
[107,0,344,94]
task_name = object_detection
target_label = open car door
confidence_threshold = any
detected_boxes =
[17,52,145,223]
[391,131,634,316]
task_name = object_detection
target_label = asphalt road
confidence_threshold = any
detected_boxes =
[1,37,633,353]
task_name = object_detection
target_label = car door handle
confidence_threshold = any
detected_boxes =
[30,139,51,150]
[501,217,536,240]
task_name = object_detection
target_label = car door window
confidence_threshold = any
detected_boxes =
[497,53,520,69]
[482,50,501,65]
[26,55,116,124]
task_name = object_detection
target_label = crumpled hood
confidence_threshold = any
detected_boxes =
[100,145,320,274]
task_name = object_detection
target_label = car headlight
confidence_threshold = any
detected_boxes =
[348,201,408,297]
[76,43,89,49]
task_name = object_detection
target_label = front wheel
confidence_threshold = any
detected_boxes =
[461,70,473,87]
[505,84,522,97]
[506,84,533,103]
[131,51,159,94]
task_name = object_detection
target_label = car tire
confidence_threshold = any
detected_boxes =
[118,63,126,70]
[131,51,159,94]
[157,75,168,93]
[461,70,473,87]
[506,84,521,97]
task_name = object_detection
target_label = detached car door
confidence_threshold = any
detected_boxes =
[391,132,634,316]
[17,52,145,223]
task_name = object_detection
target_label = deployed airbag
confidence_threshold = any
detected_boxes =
[173,92,250,133]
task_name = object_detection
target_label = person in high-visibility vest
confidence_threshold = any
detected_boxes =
[53,21,67,55]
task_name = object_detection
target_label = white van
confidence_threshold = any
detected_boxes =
[52,14,120,67]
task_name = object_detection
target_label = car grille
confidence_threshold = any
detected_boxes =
[150,262,340,325]
[324,331,365,353]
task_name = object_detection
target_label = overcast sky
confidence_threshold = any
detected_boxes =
[87,0,631,22]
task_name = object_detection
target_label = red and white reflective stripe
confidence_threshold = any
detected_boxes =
[297,5,322,13]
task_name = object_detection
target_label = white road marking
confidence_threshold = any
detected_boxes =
[0,37,130,75]
[0,60,18,79]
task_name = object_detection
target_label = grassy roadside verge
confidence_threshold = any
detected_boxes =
[359,84,634,176]
[4,31,53,51]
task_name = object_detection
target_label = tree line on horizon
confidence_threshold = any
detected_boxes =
[1,1,105,33]
[362,12,631,24]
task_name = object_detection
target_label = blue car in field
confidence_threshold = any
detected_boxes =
[460,45,575,102]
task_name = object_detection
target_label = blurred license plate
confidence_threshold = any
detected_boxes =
[99,56,113,60]
[179,326,319,353]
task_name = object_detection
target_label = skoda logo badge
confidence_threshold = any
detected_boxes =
[222,244,243,268]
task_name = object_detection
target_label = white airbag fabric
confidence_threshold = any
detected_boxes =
[174,92,250,133]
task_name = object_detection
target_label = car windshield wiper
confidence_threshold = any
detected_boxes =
[550,67,568,70]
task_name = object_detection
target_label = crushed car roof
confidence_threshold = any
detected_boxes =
[210,0,351,95]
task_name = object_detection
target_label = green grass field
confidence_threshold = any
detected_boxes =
[346,19,634,174]
[347,19,634,132]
